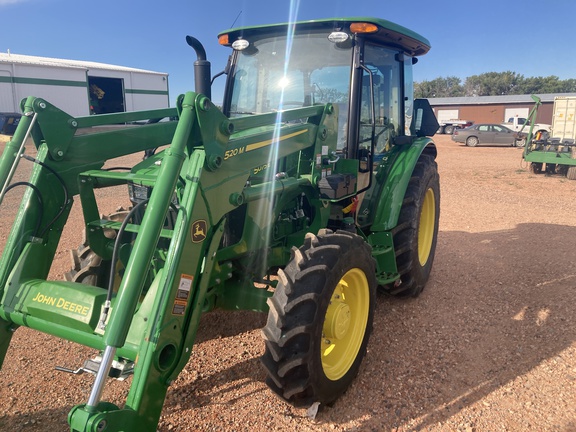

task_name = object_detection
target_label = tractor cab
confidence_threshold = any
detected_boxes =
[217,18,438,167]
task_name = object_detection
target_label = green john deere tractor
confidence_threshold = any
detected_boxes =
[0,17,440,431]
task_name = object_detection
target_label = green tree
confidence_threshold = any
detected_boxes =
[515,75,567,94]
[463,71,523,96]
[417,71,576,98]
[562,79,576,92]
[314,87,348,104]
[415,76,464,98]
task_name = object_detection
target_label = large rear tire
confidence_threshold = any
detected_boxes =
[388,154,440,297]
[261,230,376,407]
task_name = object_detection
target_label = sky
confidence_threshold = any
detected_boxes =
[1,0,576,106]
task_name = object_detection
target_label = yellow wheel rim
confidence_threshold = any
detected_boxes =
[418,187,436,266]
[321,268,370,381]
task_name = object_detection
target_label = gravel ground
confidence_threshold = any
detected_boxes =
[0,133,575,431]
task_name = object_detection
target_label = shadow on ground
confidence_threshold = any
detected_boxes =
[1,223,574,431]
[325,222,576,430]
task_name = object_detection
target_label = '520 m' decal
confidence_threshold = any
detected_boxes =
[224,129,308,160]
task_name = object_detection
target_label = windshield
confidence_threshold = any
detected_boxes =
[227,31,353,148]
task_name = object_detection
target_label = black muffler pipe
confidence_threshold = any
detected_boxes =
[186,35,211,99]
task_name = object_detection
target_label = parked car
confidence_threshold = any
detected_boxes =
[451,124,525,147]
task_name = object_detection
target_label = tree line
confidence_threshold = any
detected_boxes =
[415,71,576,98]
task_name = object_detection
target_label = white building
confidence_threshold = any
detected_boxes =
[0,52,169,117]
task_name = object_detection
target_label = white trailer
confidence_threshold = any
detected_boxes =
[435,109,473,134]
[551,96,576,140]
[0,53,169,120]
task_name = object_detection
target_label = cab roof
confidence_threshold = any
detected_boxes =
[218,17,431,57]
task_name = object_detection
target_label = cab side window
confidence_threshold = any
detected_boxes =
[311,66,352,150]
[359,44,402,153]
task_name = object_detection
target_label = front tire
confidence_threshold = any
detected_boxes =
[466,136,479,147]
[64,211,129,286]
[65,242,107,286]
[261,230,376,407]
[388,154,440,297]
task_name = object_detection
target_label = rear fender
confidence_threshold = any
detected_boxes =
[359,137,436,232]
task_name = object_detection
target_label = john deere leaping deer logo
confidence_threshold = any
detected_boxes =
[191,220,207,243]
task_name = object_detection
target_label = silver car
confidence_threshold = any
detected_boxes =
[451,124,525,147]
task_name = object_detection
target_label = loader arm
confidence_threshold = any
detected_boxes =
[0,90,338,431]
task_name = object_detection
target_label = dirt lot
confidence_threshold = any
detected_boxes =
[0,133,574,431]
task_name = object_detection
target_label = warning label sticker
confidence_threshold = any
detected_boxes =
[177,274,193,300]
[172,274,193,315]
[172,300,187,316]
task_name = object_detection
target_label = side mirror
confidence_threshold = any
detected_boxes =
[411,99,440,137]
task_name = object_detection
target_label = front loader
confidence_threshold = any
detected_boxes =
[0,17,440,431]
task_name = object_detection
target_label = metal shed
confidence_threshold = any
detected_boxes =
[0,52,169,118]
[428,93,576,126]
